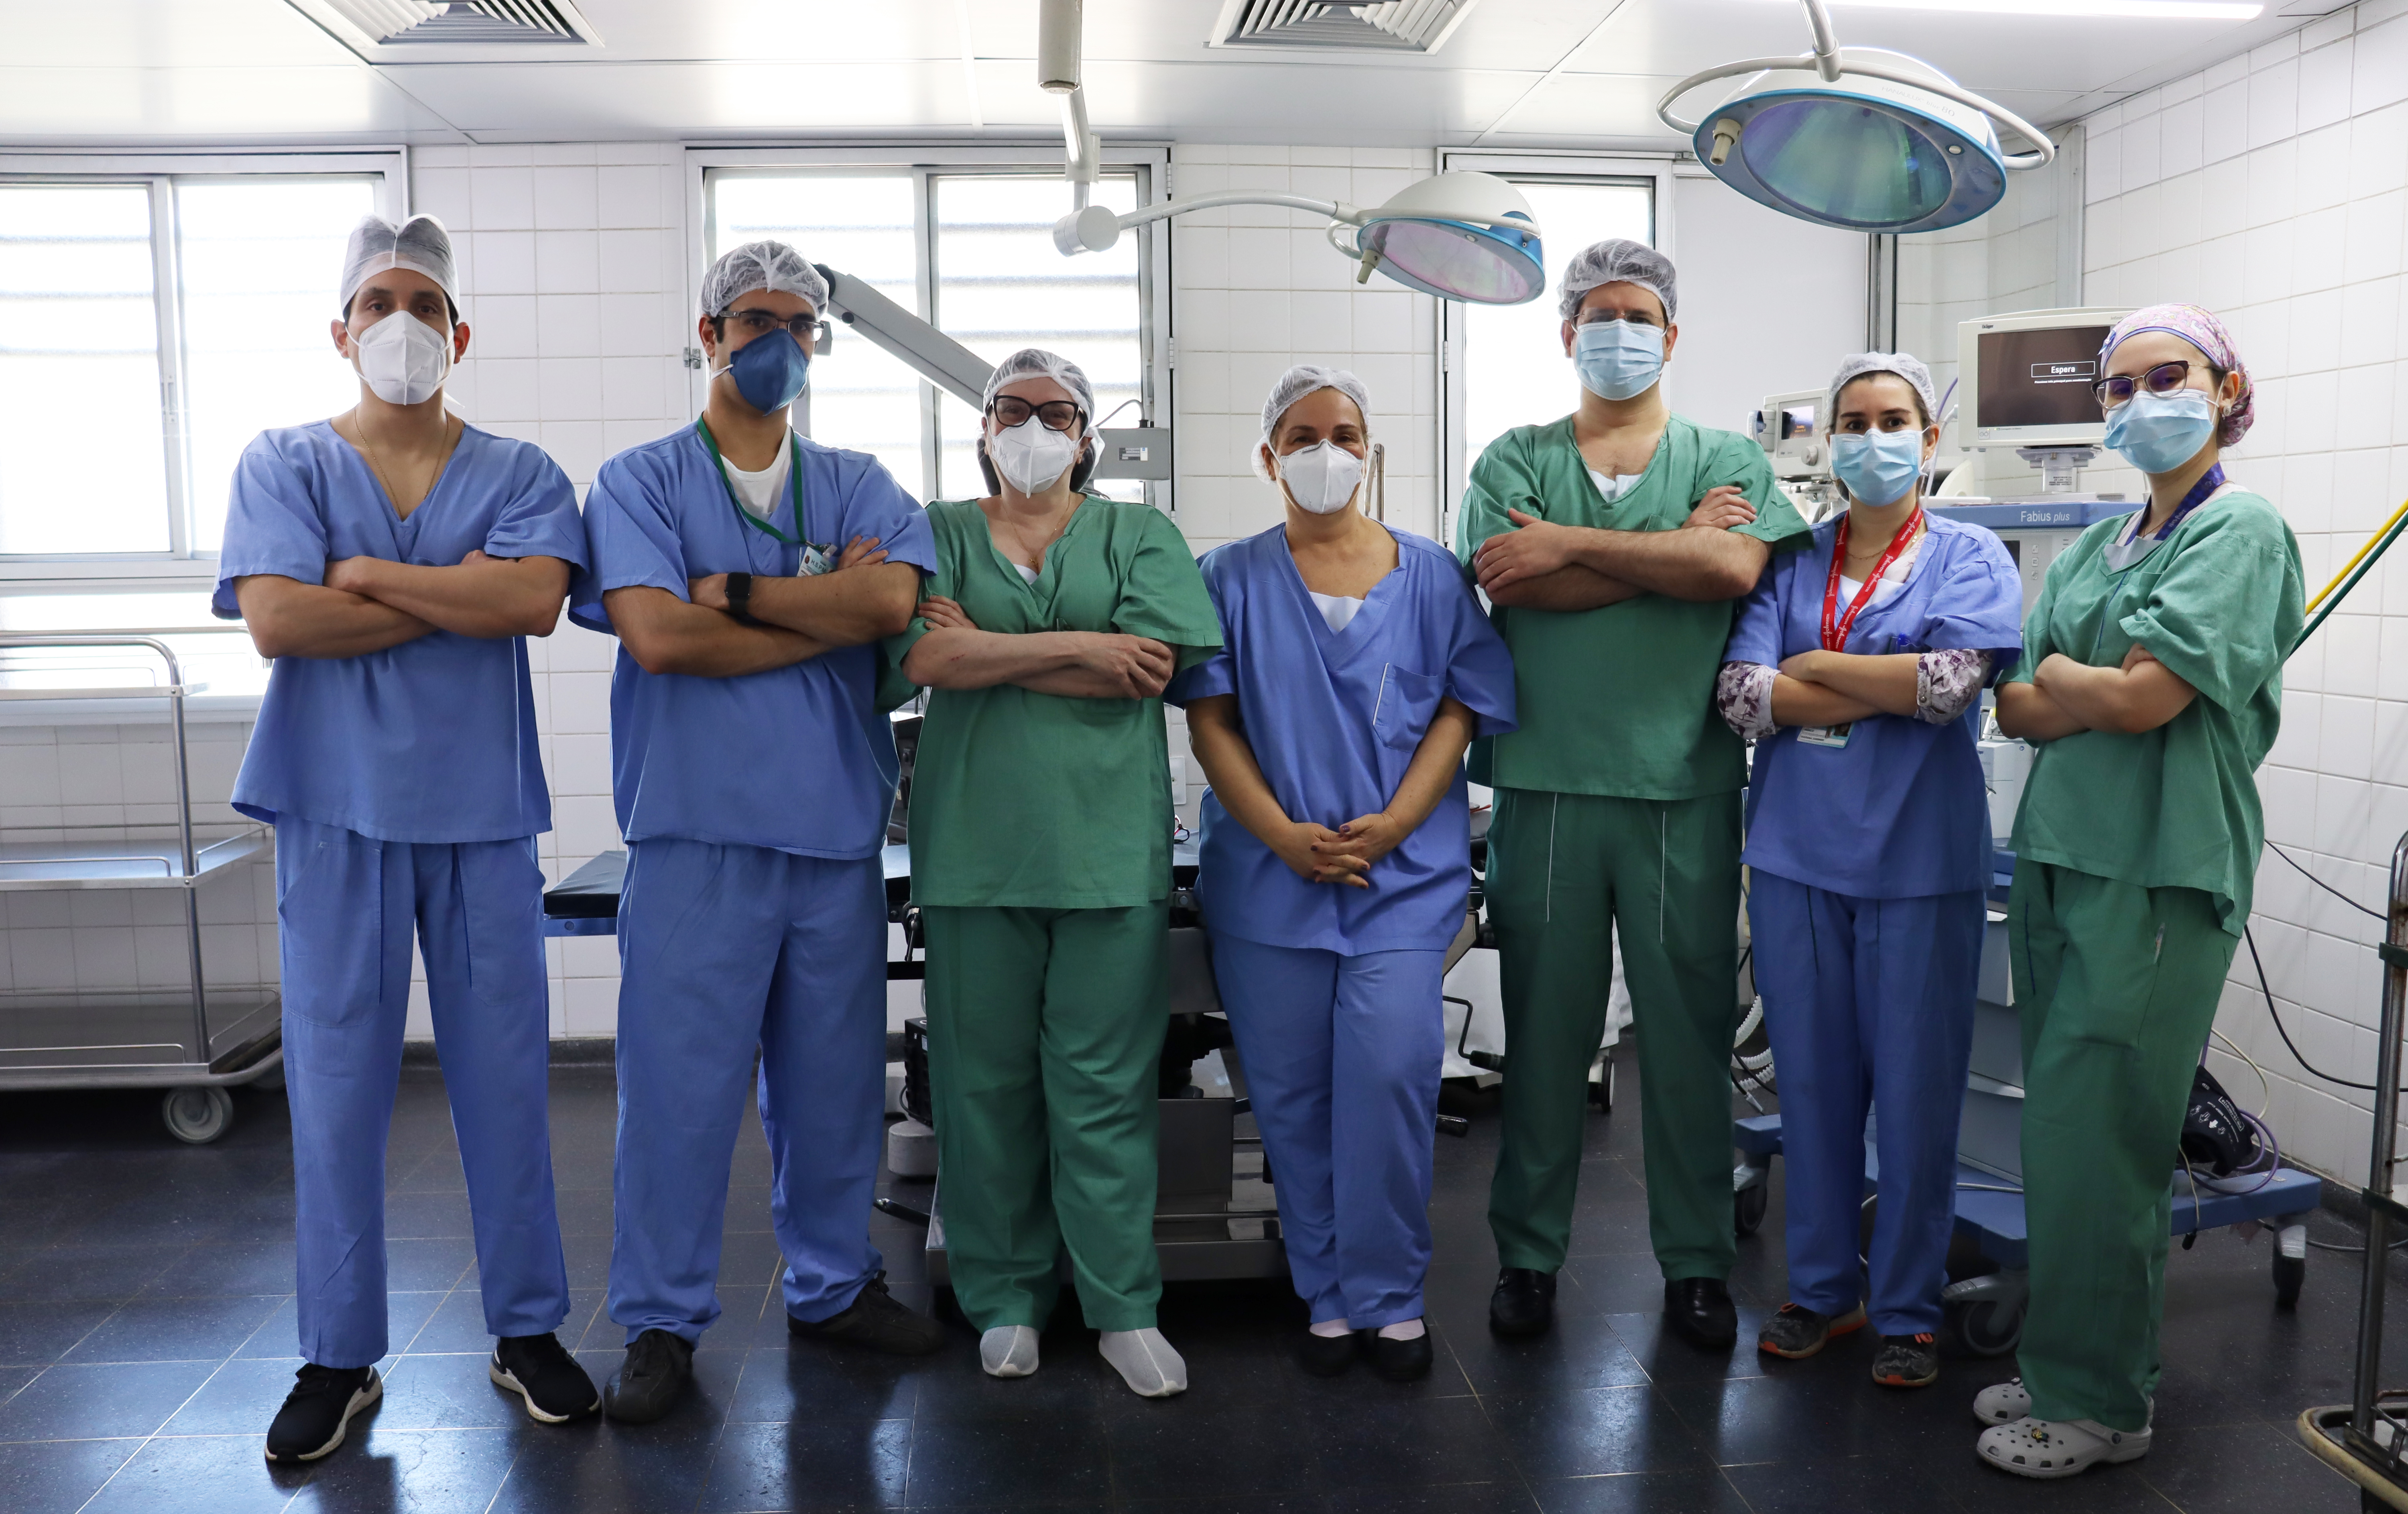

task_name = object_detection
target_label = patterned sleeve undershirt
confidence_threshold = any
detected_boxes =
[1716,647,1996,739]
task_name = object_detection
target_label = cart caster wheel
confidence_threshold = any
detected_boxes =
[1947,1294,2025,1358]
[162,1086,234,1145]
[1735,1178,1768,1239]
[2274,1251,2305,1309]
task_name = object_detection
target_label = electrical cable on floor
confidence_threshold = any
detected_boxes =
[2265,841,2388,921]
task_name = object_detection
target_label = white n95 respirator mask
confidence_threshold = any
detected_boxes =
[352,311,454,406]
[988,417,1082,495]
[1277,440,1364,515]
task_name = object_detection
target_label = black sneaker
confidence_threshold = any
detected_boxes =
[604,1328,694,1424]
[1757,1301,1867,1359]
[787,1272,944,1357]
[1488,1268,1556,1338]
[264,1363,380,1463]
[1871,1331,1940,1388]
[490,1332,600,1423]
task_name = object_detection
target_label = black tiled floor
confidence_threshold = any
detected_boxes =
[0,1062,2384,1511]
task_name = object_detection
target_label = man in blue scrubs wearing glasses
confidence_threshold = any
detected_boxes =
[574,240,942,1423]
[222,213,595,1462]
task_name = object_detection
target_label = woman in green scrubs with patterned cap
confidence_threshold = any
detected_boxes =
[891,348,1221,1399]
[1976,305,2302,1480]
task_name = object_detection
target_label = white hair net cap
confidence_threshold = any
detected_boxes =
[1825,351,1938,429]
[982,347,1098,435]
[1253,365,1372,482]
[1557,238,1677,323]
[339,214,459,317]
[700,240,828,317]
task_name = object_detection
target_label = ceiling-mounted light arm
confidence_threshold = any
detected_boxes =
[1658,0,2055,170]
[1056,191,1366,256]
[1039,0,1100,210]
[814,263,992,411]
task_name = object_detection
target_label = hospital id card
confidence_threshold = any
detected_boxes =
[1797,723,1853,749]
[799,543,837,576]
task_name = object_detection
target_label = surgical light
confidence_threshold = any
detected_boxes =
[1053,172,1546,307]
[1660,0,2055,235]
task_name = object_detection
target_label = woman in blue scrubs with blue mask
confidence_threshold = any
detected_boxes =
[1170,366,1516,1381]
[218,214,594,1460]
[1714,352,2022,1392]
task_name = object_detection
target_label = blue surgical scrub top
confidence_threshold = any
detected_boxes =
[1726,513,2023,900]
[1168,525,1517,955]
[213,421,586,844]
[569,425,936,860]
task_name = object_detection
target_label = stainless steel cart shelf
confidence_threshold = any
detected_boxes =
[0,633,282,1144]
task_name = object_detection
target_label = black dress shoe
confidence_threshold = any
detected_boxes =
[1488,1267,1556,1338]
[1366,1329,1434,1382]
[1664,1277,1737,1349]
[604,1329,694,1424]
[1298,1329,1359,1377]
[788,1273,945,1356]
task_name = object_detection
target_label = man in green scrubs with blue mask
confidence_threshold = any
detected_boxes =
[1457,239,1808,1348]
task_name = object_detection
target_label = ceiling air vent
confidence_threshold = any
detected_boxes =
[1208,0,1484,54]
[288,0,601,55]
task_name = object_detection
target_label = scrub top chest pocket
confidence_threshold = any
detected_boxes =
[1372,664,1444,751]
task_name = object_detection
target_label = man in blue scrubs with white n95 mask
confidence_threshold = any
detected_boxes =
[218,213,596,1462]
[573,239,942,1424]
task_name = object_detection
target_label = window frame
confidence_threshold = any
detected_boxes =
[685,144,1175,515]
[0,148,408,585]
[1435,151,1678,548]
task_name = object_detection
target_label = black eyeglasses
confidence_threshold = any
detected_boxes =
[990,397,1083,431]
[714,308,831,346]
[2091,359,2204,410]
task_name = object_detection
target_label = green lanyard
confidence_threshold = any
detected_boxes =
[695,417,809,546]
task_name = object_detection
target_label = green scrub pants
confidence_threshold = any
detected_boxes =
[2011,861,2235,1433]
[1484,788,1743,1280]
[921,903,1165,1334]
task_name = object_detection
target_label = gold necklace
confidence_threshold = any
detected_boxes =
[351,410,447,512]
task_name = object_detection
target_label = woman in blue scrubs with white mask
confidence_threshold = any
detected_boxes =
[1714,352,2022,1393]
[1169,366,1516,1381]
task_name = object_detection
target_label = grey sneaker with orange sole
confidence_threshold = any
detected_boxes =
[1757,1302,1867,1359]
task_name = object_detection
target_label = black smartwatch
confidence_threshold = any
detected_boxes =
[723,571,761,625]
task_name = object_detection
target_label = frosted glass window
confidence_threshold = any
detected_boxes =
[933,173,1142,503]
[705,167,1153,507]
[176,177,377,553]
[709,173,926,499]
[0,184,170,554]
[1460,181,1655,474]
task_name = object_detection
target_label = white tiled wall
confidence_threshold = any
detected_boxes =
[1902,0,2408,1183]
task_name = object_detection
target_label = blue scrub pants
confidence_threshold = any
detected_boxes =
[1210,936,1445,1330]
[608,838,886,1345]
[1747,873,1983,1336]
[275,816,570,1370]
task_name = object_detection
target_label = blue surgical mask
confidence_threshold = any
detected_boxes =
[1572,320,1664,402]
[1830,428,1928,507]
[719,328,810,414]
[2103,387,2216,476]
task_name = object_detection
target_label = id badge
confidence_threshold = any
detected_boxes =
[799,542,837,576]
[1797,723,1853,749]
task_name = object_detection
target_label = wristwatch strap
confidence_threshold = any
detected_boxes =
[724,571,761,625]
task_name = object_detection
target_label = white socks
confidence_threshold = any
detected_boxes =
[1098,1328,1188,1398]
[1377,1318,1426,1341]
[1310,1318,1353,1338]
[978,1325,1039,1378]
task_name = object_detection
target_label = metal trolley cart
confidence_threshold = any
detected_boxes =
[0,634,282,1144]
[1731,848,2322,1355]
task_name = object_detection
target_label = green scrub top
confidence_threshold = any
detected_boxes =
[887,494,1222,910]
[1453,413,1806,800]
[2005,487,2303,935]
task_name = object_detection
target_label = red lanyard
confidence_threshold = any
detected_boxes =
[1820,508,1922,653]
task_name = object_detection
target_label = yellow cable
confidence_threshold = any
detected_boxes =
[2309,494,2408,612]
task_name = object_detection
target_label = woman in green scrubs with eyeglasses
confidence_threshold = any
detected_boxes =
[889,348,1221,1400]
[1975,304,2302,1481]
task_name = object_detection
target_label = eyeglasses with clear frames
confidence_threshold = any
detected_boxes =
[716,308,832,349]
[990,397,1084,431]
